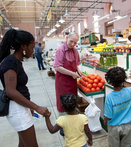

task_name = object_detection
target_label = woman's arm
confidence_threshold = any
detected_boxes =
[45,112,61,134]
[84,124,93,146]
[55,66,80,79]
[4,69,49,116]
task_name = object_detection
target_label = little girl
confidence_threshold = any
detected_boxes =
[45,93,93,147]
[104,67,131,147]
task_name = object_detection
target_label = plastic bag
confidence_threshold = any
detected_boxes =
[84,98,102,132]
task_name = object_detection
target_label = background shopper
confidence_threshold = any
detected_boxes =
[0,29,49,147]
[53,32,83,113]
[44,93,93,147]
[35,43,46,70]
[104,67,131,147]
[100,38,108,44]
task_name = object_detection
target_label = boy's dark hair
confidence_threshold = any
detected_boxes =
[100,38,107,43]
[91,42,97,46]
[0,29,34,62]
[128,35,131,41]
[38,43,41,46]
[60,93,77,112]
[105,67,127,87]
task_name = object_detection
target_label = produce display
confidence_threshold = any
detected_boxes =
[77,74,105,93]
[114,45,131,53]
[93,42,106,52]
[100,52,118,69]
[103,43,114,52]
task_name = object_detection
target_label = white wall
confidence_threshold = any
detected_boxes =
[45,38,65,52]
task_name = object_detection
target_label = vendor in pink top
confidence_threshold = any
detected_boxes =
[53,32,83,113]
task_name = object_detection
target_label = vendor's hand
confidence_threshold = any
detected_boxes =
[35,106,50,116]
[71,72,80,79]
[77,70,85,78]
[87,140,93,146]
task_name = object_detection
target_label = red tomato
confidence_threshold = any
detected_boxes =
[89,80,93,84]
[92,83,97,88]
[101,79,105,84]
[90,88,95,92]
[87,83,92,89]
[94,79,99,84]
[97,76,102,81]
[96,87,100,91]
[85,88,91,93]
[90,76,95,80]
[98,82,103,88]
[102,85,104,90]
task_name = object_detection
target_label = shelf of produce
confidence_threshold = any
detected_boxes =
[78,88,105,104]
[82,64,108,72]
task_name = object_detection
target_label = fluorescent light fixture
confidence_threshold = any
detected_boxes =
[63,9,70,18]
[93,14,110,23]
[115,11,122,19]
[55,21,61,28]
[35,26,40,29]
[13,27,19,30]
[107,15,128,24]
[59,16,65,23]
[4,27,9,30]
[93,11,100,18]
[45,26,50,28]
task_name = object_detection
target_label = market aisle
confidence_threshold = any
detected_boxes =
[0,58,108,147]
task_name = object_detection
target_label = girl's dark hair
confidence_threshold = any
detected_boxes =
[100,38,107,43]
[105,67,127,87]
[60,93,77,112]
[0,29,34,62]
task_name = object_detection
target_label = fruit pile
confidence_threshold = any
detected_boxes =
[114,45,131,53]
[93,43,106,52]
[77,74,105,93]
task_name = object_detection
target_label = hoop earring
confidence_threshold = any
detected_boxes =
[23,50,26,55]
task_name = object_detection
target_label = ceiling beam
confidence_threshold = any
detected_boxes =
[46,6,104,9]
[60,0,112,4]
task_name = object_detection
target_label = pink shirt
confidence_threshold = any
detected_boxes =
[53,42,80,67]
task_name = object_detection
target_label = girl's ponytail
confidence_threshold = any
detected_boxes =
[0,29,17,62]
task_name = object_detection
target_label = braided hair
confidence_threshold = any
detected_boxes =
[0,29,34,62]
[60,93,77,112]
[105,67,127,87]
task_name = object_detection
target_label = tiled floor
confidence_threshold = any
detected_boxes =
[0,58,108,147]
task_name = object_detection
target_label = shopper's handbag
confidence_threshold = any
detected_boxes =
[0,58,19,117]
[0,89,10,116]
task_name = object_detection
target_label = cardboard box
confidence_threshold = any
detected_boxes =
[77,97,89,113]
[129,28,131,32]
[129,22,131,27]
[123,29,129,33]
[123,34,129,38]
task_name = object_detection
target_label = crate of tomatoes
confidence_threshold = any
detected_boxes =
[77,74,105,95]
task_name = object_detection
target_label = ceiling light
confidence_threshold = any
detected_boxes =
[45,26,50,28]
[93,11,100,18]
[55,21,61,28]
[13,27,19,30]
[107,15,128,24]
[59,16,65,23]
[115,11,122,19]
[63,9,70,18]
[93,14,110,23]
[35,26,40,29]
